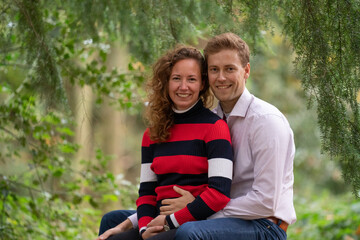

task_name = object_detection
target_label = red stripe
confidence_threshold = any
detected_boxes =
[204,120,231,143]
[139,216,154,229]
[199,187,230,212]
[155,184,207,201]
[136,195,157,207]
[167,124,212,142]
[174,207,196,225]
[152,155,208,174]
[142,129,152,147]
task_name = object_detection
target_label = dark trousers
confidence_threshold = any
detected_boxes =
[99,210,176,240]
[99,210,136,235]
[108,228,176,240]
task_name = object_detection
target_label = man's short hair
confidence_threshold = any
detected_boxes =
[204,32,250,67]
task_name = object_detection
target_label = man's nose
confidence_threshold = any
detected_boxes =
[217,70,226,81]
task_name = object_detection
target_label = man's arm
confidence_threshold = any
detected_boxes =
[217,114,295,223]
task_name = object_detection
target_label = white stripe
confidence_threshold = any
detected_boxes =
[140,163,157,183]
[139,226,147,233]
[170,213,180,228]
[208,158,233,179]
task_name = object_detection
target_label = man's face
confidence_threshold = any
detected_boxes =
[207,49,250,112]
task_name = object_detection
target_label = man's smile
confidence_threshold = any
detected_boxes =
[216,85,232,89]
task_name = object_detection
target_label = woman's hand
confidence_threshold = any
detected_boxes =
[142,226,164,239]
[159,186,195,215]
[147,215,166,228]
[142,215,166,239]
[96,218,133,240]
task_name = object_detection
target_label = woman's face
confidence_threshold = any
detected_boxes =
[168,59,203,111]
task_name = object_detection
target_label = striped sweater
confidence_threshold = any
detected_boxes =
[136,100,233,232]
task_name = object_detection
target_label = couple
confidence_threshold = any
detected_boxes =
[97,32,296,240]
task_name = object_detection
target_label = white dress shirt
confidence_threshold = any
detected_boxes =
[209,88,296,224]
[128,87,296,227]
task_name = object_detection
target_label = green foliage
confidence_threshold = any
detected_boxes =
[289,192,360,240]
[0,84,137,239]
[281,0,360,197]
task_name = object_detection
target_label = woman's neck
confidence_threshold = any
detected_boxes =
[172,99,200,114]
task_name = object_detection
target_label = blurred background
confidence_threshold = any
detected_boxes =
[1,1,359,239]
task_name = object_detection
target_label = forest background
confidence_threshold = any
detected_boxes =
[0,0,359,239]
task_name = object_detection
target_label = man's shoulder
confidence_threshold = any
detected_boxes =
[245,96,293,140]
[248,95,284,119]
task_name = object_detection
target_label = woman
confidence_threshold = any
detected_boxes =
[108,46,233,240]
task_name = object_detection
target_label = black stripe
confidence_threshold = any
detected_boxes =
[137,204,158,219]
[157,173,208,187]
[142,146,153,164]
[208,177,232,197]
[152,140,206,158]
[165,215,176,229]
[173,101,220,124]
[138,182,157,197]
[206,139,233,160]
[187,196,216,220]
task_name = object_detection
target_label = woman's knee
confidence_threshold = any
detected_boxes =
[99,210,131,235]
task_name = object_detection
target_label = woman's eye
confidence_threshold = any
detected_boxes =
[172,77,180,81]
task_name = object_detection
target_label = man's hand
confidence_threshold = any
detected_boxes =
[160,186,195,215]
[96,218,133,240]
[142,226,164,239]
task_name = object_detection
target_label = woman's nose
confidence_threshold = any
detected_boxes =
[179,80,188,90]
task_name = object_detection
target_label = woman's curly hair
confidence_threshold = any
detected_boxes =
[145,46,213,142]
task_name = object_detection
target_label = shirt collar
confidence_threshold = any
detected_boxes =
[214,87,252,118]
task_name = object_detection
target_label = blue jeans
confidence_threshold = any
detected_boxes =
[175,218,287,240]
[98,210,136,235]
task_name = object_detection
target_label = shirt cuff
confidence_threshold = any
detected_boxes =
[208,209,225,219]
[128,213,138,228]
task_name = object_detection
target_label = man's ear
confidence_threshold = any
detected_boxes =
[244,63,250,80]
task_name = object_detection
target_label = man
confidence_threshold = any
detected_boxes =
[97,32,296,240]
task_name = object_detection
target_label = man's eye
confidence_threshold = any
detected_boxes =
[209,68,217,72]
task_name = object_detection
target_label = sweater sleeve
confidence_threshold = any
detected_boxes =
[136,129,158,233]
[165,119,233,228]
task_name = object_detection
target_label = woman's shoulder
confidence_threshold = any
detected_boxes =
[196,106,222,124]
